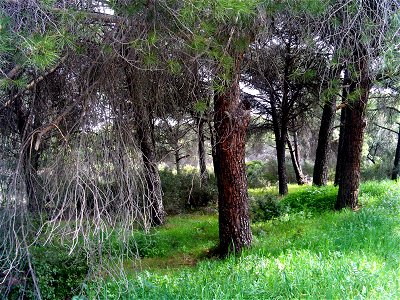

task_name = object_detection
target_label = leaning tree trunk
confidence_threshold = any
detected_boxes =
[313,96,337,186]
[214,53,252,256]
[391,125,400,180]
[313,67,341,186]
[287,136,305,185]
[336,57,371,210]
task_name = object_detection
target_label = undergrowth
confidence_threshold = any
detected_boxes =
[87,180,400,299]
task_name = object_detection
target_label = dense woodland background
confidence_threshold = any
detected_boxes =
[0,0,399,299]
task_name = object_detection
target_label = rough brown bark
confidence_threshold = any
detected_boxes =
[214,54,252,256]
[313,97,337,186]
[336,56,371,210]
[391,125,400,180]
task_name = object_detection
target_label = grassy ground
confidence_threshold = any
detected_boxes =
[88,181,400,299]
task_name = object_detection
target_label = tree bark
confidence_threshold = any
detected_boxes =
[336,56,371,210]
[391,125,400,180]
[214,53,252,256]
[313,96,337,186]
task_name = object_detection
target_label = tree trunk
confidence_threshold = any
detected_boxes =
[287,136,305,185]
[336,57,371,210]
[313,97,337,186]
[174,148,181,175]
[334,70,350,187]
[14,94,44,213]
[391,125,400,180]
[270,96,288,195]
[136,111,165,226]
[197,117,208,185]
[214,53,252,256]
[125,68,165,226]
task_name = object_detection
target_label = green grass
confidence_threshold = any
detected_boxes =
[87,181,400,299]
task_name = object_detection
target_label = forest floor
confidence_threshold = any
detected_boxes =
[89,181,400,299]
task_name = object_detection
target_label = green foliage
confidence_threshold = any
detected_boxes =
[21,34,62,70]
[159,168,218,214]
[26,244,89,300]
[193,100,208,114]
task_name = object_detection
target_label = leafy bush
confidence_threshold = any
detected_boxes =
[250,193,281,222]
[280,185,338,213]
[159,168,218,214]
[26,244,89,300]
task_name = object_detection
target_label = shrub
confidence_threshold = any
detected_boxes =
[159,168,218,214]
[250,193,281,222]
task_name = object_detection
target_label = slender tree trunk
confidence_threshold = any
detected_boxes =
[391,125,400,180]
[313,97,337,186]
[334,107,346,186]
[208,119,218,176]
[214,53,252,256]
[334,70,350,187]
[174,148,181,175]
[336,56,371,210]
[197,117,208,185]
[287,136,305,185]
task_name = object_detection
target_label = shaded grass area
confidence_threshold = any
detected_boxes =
[89,181,400,299]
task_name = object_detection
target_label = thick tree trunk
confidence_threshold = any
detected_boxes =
[197,117,208,185]
[313,97,337,186]
[214,54,252,256]
[336,57,371,210]
[391,125,400,180]
[287,136,305,185]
